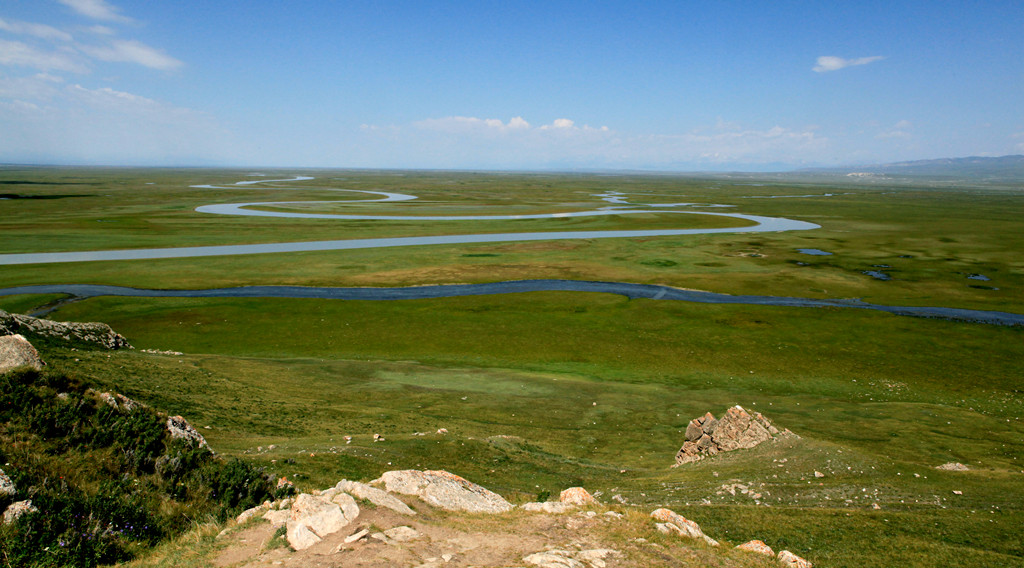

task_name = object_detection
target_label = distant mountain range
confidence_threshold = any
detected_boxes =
[799,155,1024,180]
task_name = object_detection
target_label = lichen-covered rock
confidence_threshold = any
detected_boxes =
[96,391,143,412]
[376,469,513,513]
[0,334,43,374]
[676,405,790,465]
[0,469,16,497]
[559,487,598,506]
[736,539,775,556]
[336,479,415,515]
[0,310,131,350]
[651,508,719,546]
[778,550,813,567]
[166,415,209,449]
[2,500,38,524]
[286,493,351,550]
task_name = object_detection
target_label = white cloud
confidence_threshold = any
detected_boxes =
[361,115,826,169]
[87,25,117,36]
[0,39,88,73]
[414,115,537,133]
[508,116,530,129]
[0,81,237,166]
[78,39,183,70]
[813,55,884,73]
[58,0,133,23]
[0,72,64,100]
[0,18,73,42]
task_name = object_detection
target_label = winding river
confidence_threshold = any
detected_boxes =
[2,176,1020,326]
[2,280,1021,326]
[0,176,818,265]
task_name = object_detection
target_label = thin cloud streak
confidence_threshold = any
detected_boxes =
[813,55,885,73]
[57,0,133,24]
[78,39,183,70]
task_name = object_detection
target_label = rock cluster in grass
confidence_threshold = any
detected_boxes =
[0,333,43,374]
[0,309,132,350]
[231,468,815,566]
[675,405,793,465]
[936,462,969,471]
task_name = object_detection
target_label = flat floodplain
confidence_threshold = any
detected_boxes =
[2,167,1023,567]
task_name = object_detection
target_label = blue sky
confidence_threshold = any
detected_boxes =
[1,0,1021,170]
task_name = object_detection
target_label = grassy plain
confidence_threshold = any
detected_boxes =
[1,167,1023,567]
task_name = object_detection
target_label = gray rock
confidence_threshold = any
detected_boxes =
[0,468,15,497]
[651,508,719,547]
[376,470,513,513]
[0,310,131,350]
[166,415,209,449]
[0,334,43,374]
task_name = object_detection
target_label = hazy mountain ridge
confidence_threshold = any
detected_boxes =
[799,154,1024,180]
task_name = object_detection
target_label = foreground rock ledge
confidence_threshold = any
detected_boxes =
[376,469,514,513]
[0,309,131,350]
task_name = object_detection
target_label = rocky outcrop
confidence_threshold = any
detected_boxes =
[651,508,719,547]
[0,334,43,374]
[936,462,969,471]
[376,469,514,513]
[675,405,791,465]
[0,309,131,350]
[166,415,209,449]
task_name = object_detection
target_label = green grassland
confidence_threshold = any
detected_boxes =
[2,167,1023,567]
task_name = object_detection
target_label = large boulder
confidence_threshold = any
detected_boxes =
[559,487,598,506]
[676,405,791,465]
[376,470,513,513]
[0,334,43,374]
[286,493,353,550]
[0,310,130,350]
[336,479,416,515]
